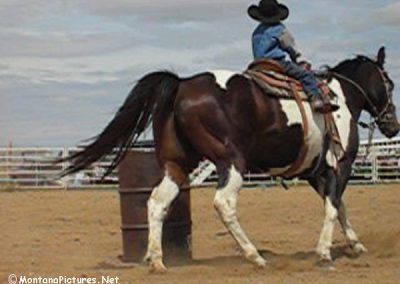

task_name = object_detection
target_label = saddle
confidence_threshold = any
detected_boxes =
[244,59,343,179]
[245,59,333,101]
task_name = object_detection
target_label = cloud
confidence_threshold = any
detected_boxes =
[334,1,400,32]
[1,0,399,146]
[0,0,47,26]
[75,0,247,23]
[375,1,400,26]
[0,77,129,146]
[0,30,136,58]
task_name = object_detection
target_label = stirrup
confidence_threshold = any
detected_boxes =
[311,96,339,114]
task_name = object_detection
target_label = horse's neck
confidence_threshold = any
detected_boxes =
[334,66,367,121]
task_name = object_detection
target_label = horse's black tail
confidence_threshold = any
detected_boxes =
[59,71,180,178]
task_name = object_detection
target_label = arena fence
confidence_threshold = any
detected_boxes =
[0,138,399,189]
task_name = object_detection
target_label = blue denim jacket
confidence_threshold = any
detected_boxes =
[252,23,299,61]
[251,23,320,97]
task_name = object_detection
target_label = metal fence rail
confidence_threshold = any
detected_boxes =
[1,138,399,189]
[0,147,120,189]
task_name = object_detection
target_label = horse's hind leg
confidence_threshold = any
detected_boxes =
[213,165,267,267]
[144,169,180,273]
[338,202,367,254]
[178,118,266,266]
[174,79,265,266]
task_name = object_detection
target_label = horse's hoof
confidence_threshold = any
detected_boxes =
[255,257,268,268]
[352,242,368,255]
[143,253,151,264]
[250,255,268,269]
[148,260,167,274]
[316,258,335,271]
[246,252,268,268]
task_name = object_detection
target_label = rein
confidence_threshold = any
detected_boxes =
[330,71,391,159]
[330,72,389,119]
[359,117,376,159]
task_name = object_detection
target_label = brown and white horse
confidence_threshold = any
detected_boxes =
[61,47,399,271]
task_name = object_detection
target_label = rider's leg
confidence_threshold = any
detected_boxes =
[279,60,337,113]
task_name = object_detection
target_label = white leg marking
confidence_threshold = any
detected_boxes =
[338,202,367,254]
[145,174,179,272]
[316,197,338,261]
[214,166,266,267]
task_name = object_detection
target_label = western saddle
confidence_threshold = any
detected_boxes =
[245,59,333,101]
[244,59,343,179]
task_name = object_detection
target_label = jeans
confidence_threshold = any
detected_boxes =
[278,60,320,98]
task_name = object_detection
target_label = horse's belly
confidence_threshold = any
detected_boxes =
[267,100,325,177]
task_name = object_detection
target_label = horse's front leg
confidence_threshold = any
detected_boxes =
[144,173,179,273]
[334,157,368,256]
[338,202,368,255]
[316,169,339,264]
[213,165,267,267]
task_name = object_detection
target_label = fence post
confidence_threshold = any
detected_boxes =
[61,147,69,189]
[371,146,378,183]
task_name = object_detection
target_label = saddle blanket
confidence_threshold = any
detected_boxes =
[245,59,334,101]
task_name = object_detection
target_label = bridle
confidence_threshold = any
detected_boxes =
[330,65,394,157]
[330,69,393,121]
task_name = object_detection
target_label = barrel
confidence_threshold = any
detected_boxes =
[118,149,192,263]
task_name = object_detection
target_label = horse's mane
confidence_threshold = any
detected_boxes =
[330,55,376,73]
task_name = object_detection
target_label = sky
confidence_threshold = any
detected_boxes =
[1,0,400,147]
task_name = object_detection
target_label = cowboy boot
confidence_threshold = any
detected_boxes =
[310,94,339,113]
[323,95,340,112]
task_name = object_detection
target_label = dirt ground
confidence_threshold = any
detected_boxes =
[1,185,400,284]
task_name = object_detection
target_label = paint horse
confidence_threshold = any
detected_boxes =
[61,47,399,272]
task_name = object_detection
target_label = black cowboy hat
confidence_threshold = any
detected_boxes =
[248,0,289,24]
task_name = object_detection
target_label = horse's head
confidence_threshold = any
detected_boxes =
[334,47,399,138]
[370,47,399,138]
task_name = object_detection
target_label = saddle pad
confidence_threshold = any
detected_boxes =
[245,69,334,101]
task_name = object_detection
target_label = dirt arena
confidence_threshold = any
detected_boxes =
[1,185,399,284]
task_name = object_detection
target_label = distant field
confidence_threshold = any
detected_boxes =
[1,185,399,284]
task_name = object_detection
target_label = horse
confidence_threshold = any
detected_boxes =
[61,47,399,272]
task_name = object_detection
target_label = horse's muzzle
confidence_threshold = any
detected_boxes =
[377,113,400,138]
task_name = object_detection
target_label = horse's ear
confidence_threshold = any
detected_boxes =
[377,46,386,68]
